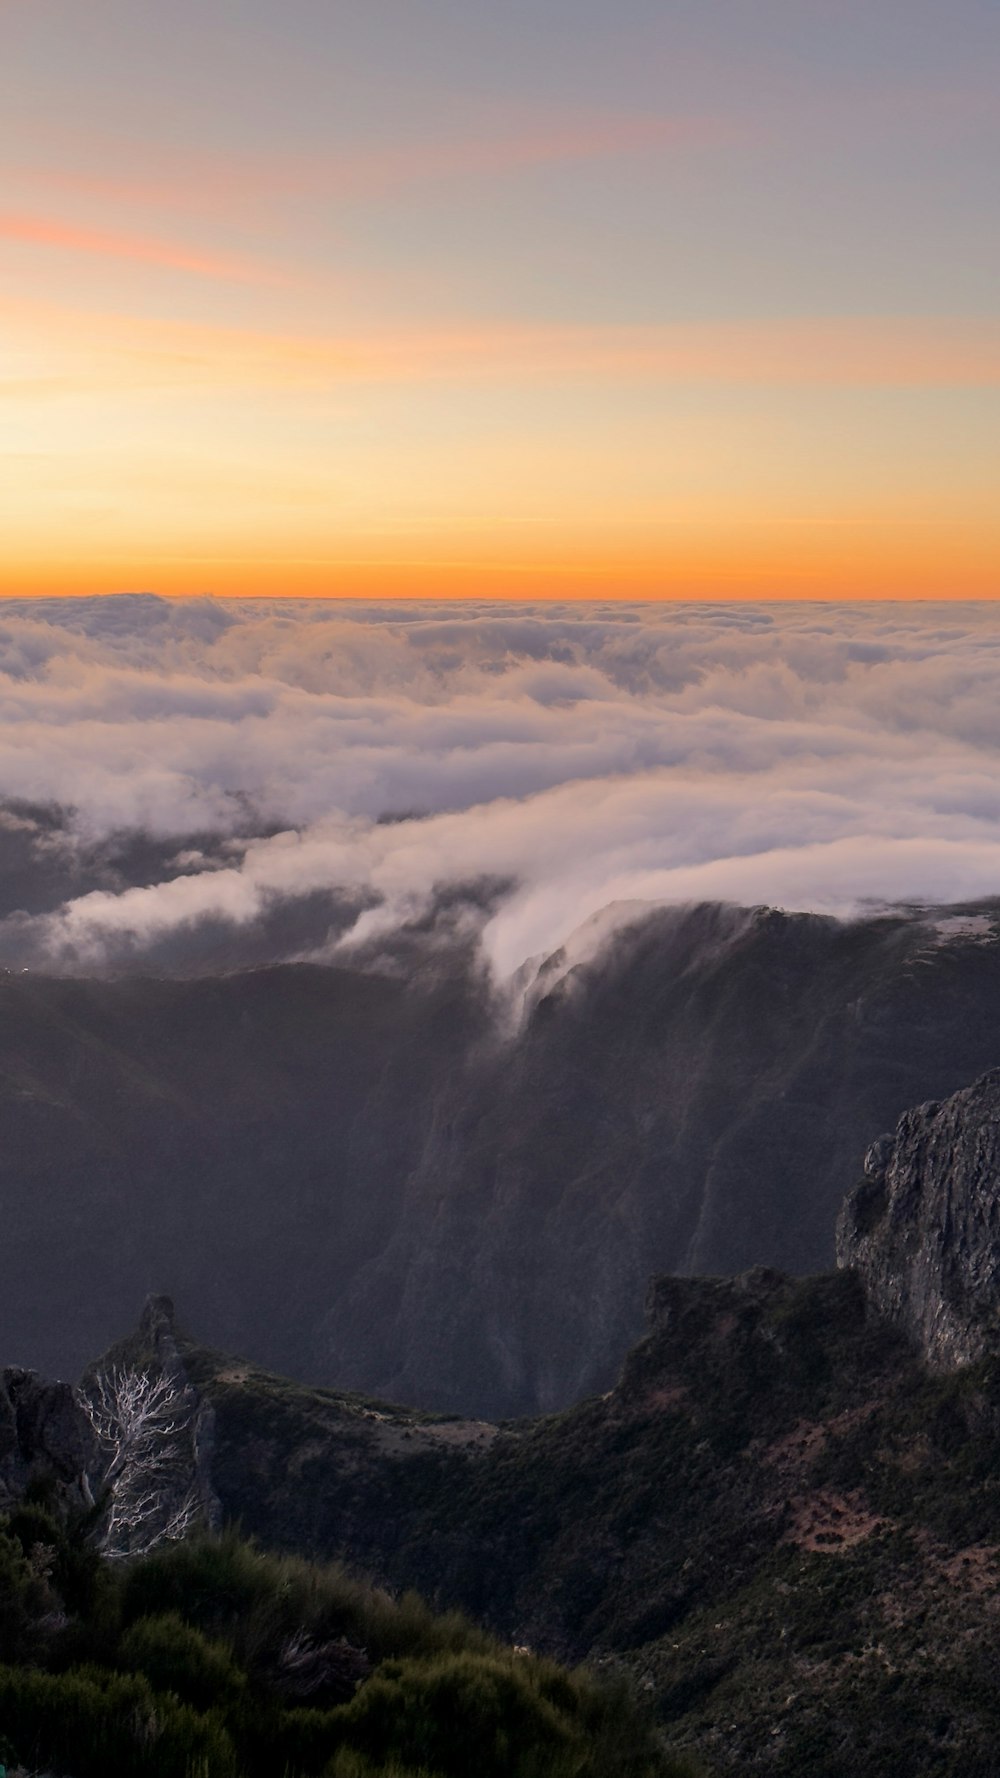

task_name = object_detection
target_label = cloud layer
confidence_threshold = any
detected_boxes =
[3,594,1000,977]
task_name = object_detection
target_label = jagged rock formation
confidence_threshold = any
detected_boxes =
[838,1068,1000,1368]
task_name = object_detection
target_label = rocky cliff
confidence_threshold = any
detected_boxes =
[838,1067,1000,1368]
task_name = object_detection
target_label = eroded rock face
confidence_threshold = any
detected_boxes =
[837,1068,1000,1368]
[0,1368,98,1509]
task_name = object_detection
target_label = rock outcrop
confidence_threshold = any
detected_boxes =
[0,1295,219,1551]
[80,1293,222,1557]
[838,1067,1000,1368]
[0,1367,98,1510]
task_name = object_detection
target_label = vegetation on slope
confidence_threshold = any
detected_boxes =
[180,1269,1000,1776]
[0,1506,688,1778]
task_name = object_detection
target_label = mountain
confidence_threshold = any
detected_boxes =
[7,899,1000,1415]
[11,1066,1000,1772]
[6,1279,1000,1774]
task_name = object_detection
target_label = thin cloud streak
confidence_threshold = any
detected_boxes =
[6,298,999,392]
[7,110,732,216]
[0,211,278,282]
[310,112,733,200]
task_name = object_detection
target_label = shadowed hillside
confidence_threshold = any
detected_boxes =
[7,901,1000,1414]
[175,1271,1000,1777]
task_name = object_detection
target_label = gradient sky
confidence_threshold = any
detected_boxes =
[3,0,998,600]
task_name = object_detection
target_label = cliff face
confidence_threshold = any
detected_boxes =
[838,1068,1000,1368]
[321,901,1000,1414]
[6,899,1000,1417]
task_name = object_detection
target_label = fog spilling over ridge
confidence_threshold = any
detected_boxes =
[3,595,1000,976]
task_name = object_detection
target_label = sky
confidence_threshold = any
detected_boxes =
[7,596,1000,980]
[2,0,998,601]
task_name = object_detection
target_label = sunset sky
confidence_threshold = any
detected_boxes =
[3,0,998,601]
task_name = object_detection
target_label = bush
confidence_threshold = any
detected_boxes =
[0,1662,238,1778]
[120,1533,492,1674]
[0,1519,681,1778]
[119,1612,247,1713]
[0,1525,53,1663]
[333,1650,621,1778]
[5,1499,108,1620]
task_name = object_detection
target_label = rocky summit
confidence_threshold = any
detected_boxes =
[838,1067,1000,1368]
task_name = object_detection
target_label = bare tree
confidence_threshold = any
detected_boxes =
[80,1367,204,1558]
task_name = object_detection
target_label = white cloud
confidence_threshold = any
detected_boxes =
[4,594,1000,975]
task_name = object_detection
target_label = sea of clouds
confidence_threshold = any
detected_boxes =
[3,594,1000,977]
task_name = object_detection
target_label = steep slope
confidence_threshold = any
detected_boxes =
[7,900,1000,1413]
[0,957,479,1388]
[324,901,1000,1412]
[178,1274,1000,1777]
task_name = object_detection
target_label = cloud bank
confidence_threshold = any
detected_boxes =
[3,594,1000,978]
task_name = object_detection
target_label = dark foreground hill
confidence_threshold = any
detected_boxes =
[16,1111,1000,1778]
[8,900,1000,1415]
[176,1272,1000,1778]
[0,1520,679,1778]
[10,1266,1000,1775]
[9,1066,1000,1773]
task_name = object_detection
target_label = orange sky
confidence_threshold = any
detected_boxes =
[3,0,998,600]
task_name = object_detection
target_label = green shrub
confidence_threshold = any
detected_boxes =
[5,1499,108,1620]
[0,1525,53,1663]
[120,1530,279,1636]
[333,1650,610,1778]
[0,1523,680,1778]
[119,1612,247,1713]
[120,1533,492,1674]
[0,1662,238,1778]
